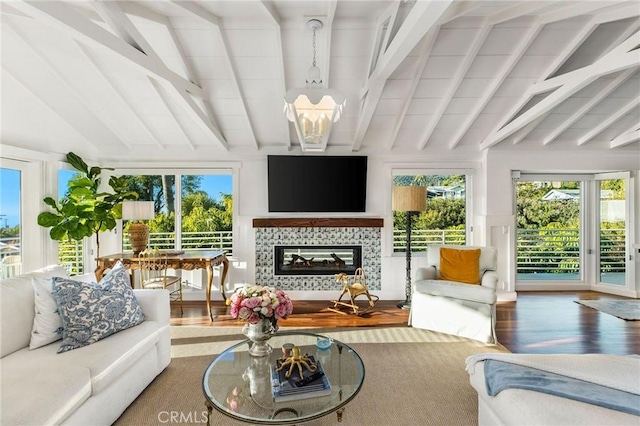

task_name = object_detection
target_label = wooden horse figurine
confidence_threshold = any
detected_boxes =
[327,268,379,316]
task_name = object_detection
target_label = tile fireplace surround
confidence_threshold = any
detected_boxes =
[253,218,383,292]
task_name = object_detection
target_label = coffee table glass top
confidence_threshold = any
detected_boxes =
[202,332,365,425]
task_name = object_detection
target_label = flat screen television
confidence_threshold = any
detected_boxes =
[268,155,367,213]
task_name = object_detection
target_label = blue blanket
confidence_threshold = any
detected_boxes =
[484,360,640,416]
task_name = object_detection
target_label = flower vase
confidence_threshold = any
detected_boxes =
[242,319,277,357]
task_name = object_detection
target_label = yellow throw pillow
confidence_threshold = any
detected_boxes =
[439,247,481,285]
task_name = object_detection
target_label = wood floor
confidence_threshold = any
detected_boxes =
[170,291,640,355]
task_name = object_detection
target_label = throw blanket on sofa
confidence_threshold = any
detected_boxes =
[466,354,640,416]
[483,360,640,416]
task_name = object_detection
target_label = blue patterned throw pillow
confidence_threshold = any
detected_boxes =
[52,262,145,353]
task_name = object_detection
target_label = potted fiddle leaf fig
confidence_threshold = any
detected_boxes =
[37,152,138,264]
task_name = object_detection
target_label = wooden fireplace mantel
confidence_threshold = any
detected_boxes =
[252,218,383,228]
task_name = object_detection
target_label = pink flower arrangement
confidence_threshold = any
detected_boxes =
[227,285,293,327]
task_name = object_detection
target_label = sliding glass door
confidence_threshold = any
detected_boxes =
[515,172,635,293]
[595,173,629,288]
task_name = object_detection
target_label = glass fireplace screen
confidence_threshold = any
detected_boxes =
[275,245,362,276]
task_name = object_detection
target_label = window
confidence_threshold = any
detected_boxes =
[57,168,84,274]
[516,180,582,281]
[0,165,22,278]
[392,173,467,252]
[121,173,233,253]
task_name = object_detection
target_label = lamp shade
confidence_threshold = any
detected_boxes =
[392,186,427,212]
[122,201,155,221]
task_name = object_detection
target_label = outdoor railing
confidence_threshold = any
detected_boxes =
[392,229,466,252]
[3,227,627,278]
[122,230,233,254]
[393,228,625,274]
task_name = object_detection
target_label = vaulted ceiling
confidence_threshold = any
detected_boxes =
[1,1,639,161]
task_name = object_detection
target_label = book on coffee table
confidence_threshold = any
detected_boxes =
[271,356,331,402]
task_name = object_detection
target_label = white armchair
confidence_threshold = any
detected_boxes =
[408,245,498,343]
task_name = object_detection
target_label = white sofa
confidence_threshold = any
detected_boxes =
[409,245,498,343]
[0,265,171,425]
[466,353,640,425]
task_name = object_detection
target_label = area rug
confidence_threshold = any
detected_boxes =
[115,326,507,426]
[575,299,640,320]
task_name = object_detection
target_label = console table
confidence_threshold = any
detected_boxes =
[96,250,229,321]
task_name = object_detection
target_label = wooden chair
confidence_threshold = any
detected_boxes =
[327,268,379,316]
[139,249,183,315]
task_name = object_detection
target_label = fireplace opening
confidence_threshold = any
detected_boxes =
[275,245,362,276]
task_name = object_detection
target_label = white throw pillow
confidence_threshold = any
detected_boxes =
[29,272,98,350]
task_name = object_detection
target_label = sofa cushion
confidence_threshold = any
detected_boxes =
[439,247,481,284]
[1,358,91,425]
[414,279,497,304]
[52,262,146,353]
[30,273,98,350]
[0,264,69,357]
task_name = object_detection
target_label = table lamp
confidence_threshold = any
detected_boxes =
[122,201,155,256]
[392,186,427,310]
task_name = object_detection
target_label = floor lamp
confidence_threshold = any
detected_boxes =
[392,186,427,310]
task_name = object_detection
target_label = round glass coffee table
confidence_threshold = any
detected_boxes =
[202,331,365,425]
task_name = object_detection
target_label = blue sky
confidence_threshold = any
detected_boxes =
[0,168,21,227]
[0,169,232,227]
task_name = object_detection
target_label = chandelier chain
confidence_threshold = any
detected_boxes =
[312,27,317,67]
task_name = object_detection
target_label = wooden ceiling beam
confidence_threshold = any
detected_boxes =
[610,125,640,148]
[97,0,228,151]
[4,19,131,148]
[418,22,491,150]
[74,41,165,150]
[171,0,255,150]
[388,28,439,150]
[449,22,544,149]
[257,0,290,149]
[1,66,99,149]
[149,77,196,150]
[11,1,204,97]
[480,29,640,150]
[577,97,640,145]
[352,0,460,151]
[542,71,636,146]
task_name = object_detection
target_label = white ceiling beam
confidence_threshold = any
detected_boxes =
[577,97,640,145]
[11,0,204,98]
[4,19,131,149]
[480,30,640,150]
[171,0,256,150]
[449,23,544,149]
[538,1,624,24]
[490,1,561,24]
[418,22,491,150]
[367,0,458,86]
[543,70,636,145]
[323,1,337,86]
[388,28,440,150]
[610,126,640,148]
[538,18,597,83]
[149,77,196,150]
[1,66,98,149]
[532,29,640,94]
[97,0,228,150]
[352,0,459,151]
[75,41,165,150]
[257,0,290,150]
[595,2,640,24]
[512,115,546,145]
[93,0,156,58]
[351,81,385,151]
